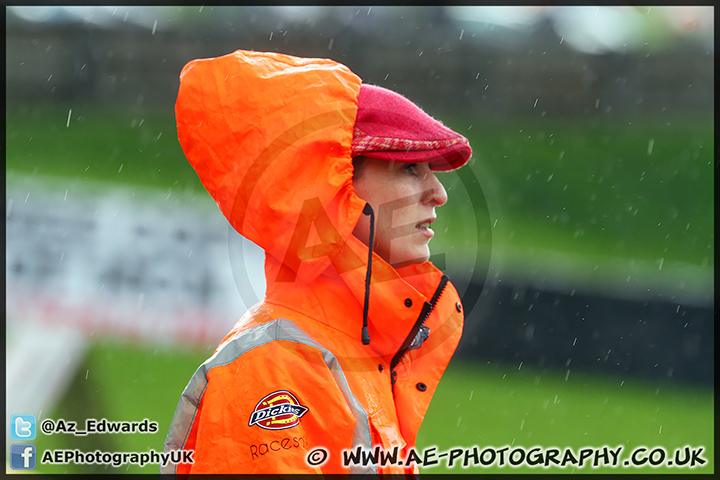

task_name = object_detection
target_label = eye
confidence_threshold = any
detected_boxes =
[404,163,419,176]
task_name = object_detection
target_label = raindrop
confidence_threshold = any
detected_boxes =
[459,29,464,40]
[328,38,334,50]
[152,20,158,36]
[647,139,655,155]
[269,32,273,41]
[66,109,72,127]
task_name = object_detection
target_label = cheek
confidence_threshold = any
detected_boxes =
[354,172,416,209]
[389,204,417,225]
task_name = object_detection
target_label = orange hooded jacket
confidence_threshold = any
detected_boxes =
[161,50,465,474]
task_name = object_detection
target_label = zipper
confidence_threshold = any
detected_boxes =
[390,275,448,387]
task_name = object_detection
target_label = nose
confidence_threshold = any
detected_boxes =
[422,172,448,207]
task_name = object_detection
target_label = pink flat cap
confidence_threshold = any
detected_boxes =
[351,84,472,171]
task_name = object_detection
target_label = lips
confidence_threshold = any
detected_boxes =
[416,217,436,238]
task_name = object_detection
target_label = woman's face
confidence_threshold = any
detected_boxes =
[352,157,448,268]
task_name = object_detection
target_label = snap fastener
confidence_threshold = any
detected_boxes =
[416,382,427,392]
[404,298,413,307]
[456,302,462,312]
[378,364,384,372]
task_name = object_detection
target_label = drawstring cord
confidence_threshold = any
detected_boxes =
[361,203,375,345]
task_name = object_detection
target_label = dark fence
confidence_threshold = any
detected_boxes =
[455,278,713,386]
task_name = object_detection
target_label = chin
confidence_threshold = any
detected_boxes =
[390,247,430,268]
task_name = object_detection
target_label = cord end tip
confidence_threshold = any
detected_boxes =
[361,326,370,345]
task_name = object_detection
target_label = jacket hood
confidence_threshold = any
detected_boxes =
[176,50,366,284]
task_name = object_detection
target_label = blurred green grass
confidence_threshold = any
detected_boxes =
[30,340,713,474]
[30,341,209,474]
[6,102,714,271]
[418,359,714,473]
[453,114,713,267]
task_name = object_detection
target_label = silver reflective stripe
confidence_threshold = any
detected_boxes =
[161,318,376,475]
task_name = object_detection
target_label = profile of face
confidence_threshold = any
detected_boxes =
[352,157,448,268]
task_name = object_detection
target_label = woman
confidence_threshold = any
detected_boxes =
[162,49,472,474]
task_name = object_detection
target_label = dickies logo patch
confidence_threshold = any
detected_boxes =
[248,390,309,430]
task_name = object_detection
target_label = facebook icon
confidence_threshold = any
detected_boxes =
[11,444,37,470]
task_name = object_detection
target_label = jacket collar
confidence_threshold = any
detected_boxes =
[263,235,446,364]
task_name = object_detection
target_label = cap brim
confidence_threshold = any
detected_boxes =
[358,143,471,172]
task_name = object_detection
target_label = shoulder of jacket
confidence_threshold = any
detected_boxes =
[208,318,332,372]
